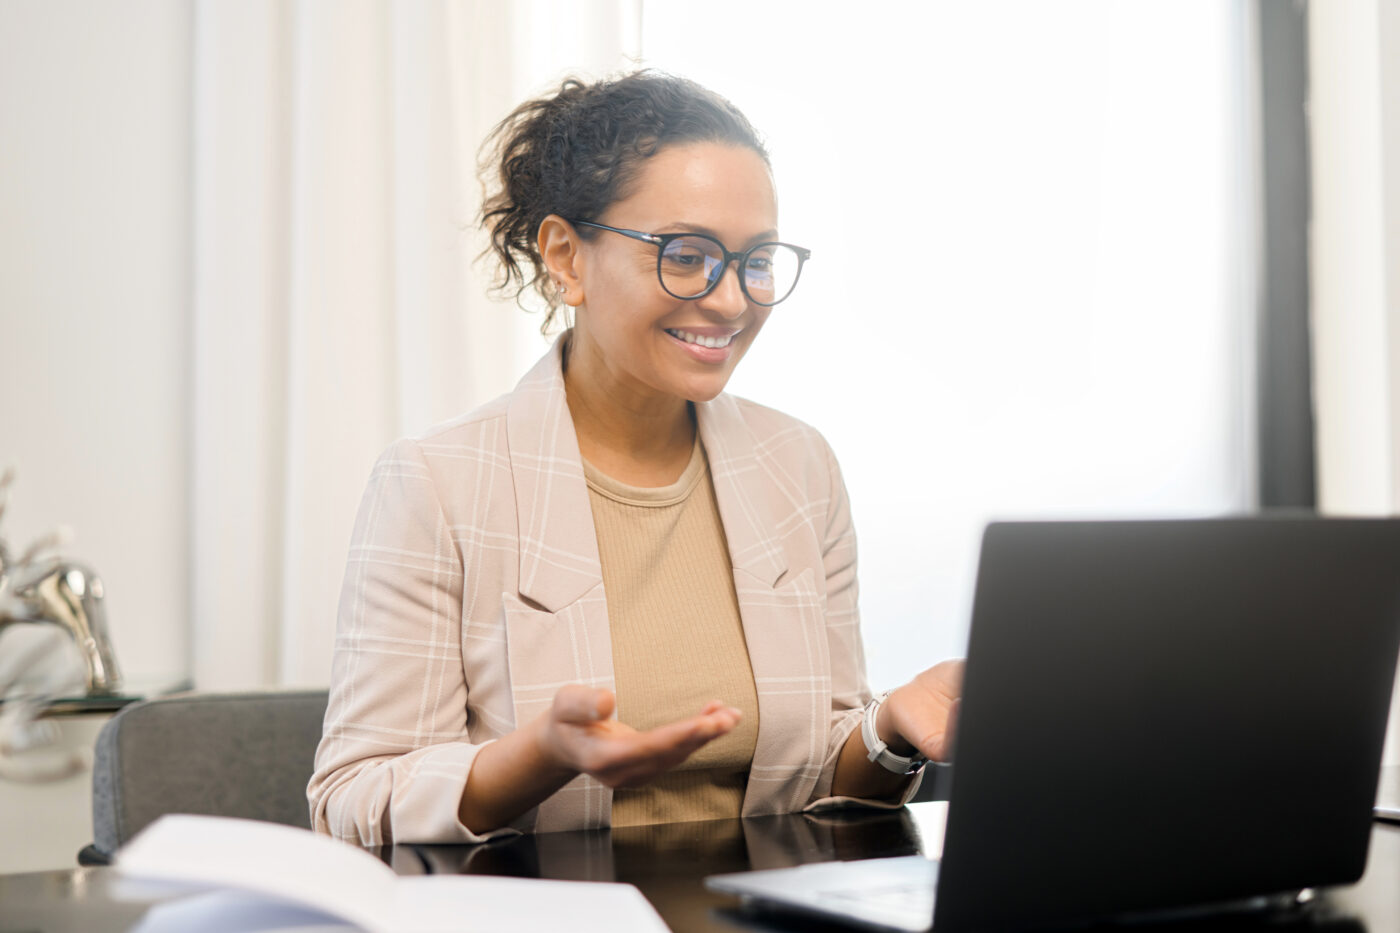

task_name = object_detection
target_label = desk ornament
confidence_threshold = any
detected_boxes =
[0,466,121,781]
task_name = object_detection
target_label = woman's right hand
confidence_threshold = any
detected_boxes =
[460,684,740,834]
[536,684,741,788]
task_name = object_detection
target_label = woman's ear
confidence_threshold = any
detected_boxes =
[538,215,584,307]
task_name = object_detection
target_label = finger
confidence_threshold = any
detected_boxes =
[901,724,948,763]
[579,708,741,786]
[916,666,963,706]
[929,658,965,695]
[885,687,956,762]
[941,698,960,759]
[581,730,697,788]
[553,685,614,723]
[911,701,960,762]
[610,722,731,787]
[646,708,739,753]
[698,700,744,726]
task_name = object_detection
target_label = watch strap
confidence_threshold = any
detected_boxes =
[862,690,928,776]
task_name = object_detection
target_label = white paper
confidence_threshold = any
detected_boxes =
[393,875,669,933]
[116,815,671,933]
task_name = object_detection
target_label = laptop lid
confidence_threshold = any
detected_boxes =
[934,517,1400,932]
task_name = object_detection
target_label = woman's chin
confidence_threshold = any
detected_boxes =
[676,374,735,404]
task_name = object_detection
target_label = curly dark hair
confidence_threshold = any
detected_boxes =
[479,71,769,333]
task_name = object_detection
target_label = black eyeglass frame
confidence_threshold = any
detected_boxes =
[569,219,811,307]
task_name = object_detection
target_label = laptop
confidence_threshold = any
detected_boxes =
[708,518,1400,932]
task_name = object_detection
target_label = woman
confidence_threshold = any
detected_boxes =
[309,71,962,845]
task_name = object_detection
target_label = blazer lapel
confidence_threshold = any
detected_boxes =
[506,336,603,611]
[698,396,831,816]
[502,335,614,831]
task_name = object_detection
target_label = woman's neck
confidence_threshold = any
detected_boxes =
[562,335,696,487]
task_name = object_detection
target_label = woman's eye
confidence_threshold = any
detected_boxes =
[664,245,709,268]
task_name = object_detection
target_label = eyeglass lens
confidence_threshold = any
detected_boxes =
[659,237,803,305]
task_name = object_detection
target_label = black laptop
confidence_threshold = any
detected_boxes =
[708,518,1400,931]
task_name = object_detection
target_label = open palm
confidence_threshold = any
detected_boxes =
[542,686,741,788]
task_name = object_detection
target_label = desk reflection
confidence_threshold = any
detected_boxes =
[369,806,1382,933]
[0,806,1393,933]
[382,808,923,932]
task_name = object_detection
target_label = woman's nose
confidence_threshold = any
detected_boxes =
[701,261,748,319]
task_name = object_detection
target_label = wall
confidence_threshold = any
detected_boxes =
[0,0,191,684]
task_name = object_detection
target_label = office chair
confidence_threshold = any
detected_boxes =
[78,689,328,865]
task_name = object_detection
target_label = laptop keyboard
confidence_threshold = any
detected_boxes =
[708,854,939,933]
[815,880,935,915]
[802,857,938,931]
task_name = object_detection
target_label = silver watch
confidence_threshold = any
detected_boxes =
[862,690,928,775]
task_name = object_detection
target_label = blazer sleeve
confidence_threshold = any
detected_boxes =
[307,438,515,845]
[805,437,923,808]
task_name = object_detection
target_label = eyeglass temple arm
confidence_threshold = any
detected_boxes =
[568,220,662,245]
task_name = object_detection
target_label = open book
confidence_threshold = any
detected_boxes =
[115,814,670,933]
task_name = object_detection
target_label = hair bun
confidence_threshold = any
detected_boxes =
[478,70,767,333]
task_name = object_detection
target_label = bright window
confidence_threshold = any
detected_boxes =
[642,1,1255,686]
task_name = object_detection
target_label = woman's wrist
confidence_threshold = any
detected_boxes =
[460,713,579,834]
[874,688,919,758]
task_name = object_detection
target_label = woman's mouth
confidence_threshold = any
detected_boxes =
[664,328,738,349]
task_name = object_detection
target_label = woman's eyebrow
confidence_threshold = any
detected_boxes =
[656,222,781,246]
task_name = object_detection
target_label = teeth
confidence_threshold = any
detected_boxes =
[667,329,735,349]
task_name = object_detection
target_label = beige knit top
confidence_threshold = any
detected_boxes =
[583,438,761,827]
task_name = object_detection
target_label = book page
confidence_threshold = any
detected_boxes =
[117,815,672,933]
[129,889,359,933]
[116,814,396,931]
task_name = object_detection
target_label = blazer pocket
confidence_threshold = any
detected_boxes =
[500,587,615,729]
[499,587,616,834]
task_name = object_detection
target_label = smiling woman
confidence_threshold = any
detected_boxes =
[307,71,963,845]
[547,144,780,447]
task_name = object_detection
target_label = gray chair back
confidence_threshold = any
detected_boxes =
[85,690,328,863]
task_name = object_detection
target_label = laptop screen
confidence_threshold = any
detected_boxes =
[934,518,1400,932]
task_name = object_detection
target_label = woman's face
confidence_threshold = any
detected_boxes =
[570,142,778,405]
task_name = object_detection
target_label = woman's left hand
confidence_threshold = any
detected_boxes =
[877,659,965,763]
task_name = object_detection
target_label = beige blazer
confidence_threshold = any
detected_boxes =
[309,335,886,845]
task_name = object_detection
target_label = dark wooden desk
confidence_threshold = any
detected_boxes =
[2,804,1397,932]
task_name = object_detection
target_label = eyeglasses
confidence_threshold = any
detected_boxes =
[570,220,811,307]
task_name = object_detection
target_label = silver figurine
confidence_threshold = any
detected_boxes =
[0,468,121,696]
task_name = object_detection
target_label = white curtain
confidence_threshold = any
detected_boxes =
[1310,0,1400,764]
[191,0,640,688]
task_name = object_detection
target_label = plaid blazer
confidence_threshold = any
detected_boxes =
[309,335,881,845]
